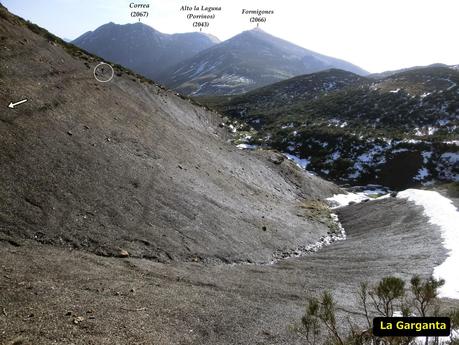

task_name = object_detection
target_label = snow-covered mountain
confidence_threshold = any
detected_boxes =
[72,22,220,80]
[159,28,368,96]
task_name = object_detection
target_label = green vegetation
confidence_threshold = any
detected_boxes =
[199,67,459,186]
[0,5,9,20]
[210,80,458,141]
[446,182,459,198]
[296,275,458,345]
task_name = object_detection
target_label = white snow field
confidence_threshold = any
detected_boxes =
[326,188,389,208]
[326,192,370,208]
[398,189,459,299]
[327,187,459,299]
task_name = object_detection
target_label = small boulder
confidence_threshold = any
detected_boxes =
[73,316,84,324]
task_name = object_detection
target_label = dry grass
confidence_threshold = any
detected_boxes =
[298,200,339,232]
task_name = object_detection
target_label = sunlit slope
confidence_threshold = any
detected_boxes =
[0,5,340,263]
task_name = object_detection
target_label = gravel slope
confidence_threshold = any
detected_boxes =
[1,197,453,345]
[0,6,456,345]
[0,6,339,264]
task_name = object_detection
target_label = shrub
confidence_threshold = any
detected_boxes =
[297,276,456,345]
[447,182,459,198]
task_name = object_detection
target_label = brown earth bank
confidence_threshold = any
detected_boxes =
[0,5,456,345]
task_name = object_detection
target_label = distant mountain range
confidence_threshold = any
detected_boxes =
[368,63,455,79]
[159,28,368,96]
[201,66,459,188]
[73,24,368,95]
[72,22,220,80]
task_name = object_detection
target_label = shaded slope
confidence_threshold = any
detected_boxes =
[72,22,220,81]
[0,5,340,264]
[159,28,368,96]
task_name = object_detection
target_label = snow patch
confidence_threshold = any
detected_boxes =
[236,143,258,150]
[398,189,459,299]
[283,153,310,170]
[414,126,439,136]
[414,167,429,181]
[327,186,390,208]
[271,213,346,262]
[327,193,369,208]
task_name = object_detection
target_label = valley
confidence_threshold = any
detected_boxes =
[200,67,458,188]
[0,3,458,345]
[2,188,458,344]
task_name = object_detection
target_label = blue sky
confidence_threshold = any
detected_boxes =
[2,0,131,40]
[2,0,458,73]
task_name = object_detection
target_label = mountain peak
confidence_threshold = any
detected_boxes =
[72,22,219,81]
[159,27,368,95]
[116,21,158,32]
[198,32,221,44]
[239,27,271,38]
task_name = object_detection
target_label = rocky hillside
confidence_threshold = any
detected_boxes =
[202,67,459,189]
[72,22,219,80]
[0,5,341,264]
[2,6,458,345]
[159,28,368,96]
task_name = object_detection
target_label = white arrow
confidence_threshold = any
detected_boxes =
[8,99,28,109]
